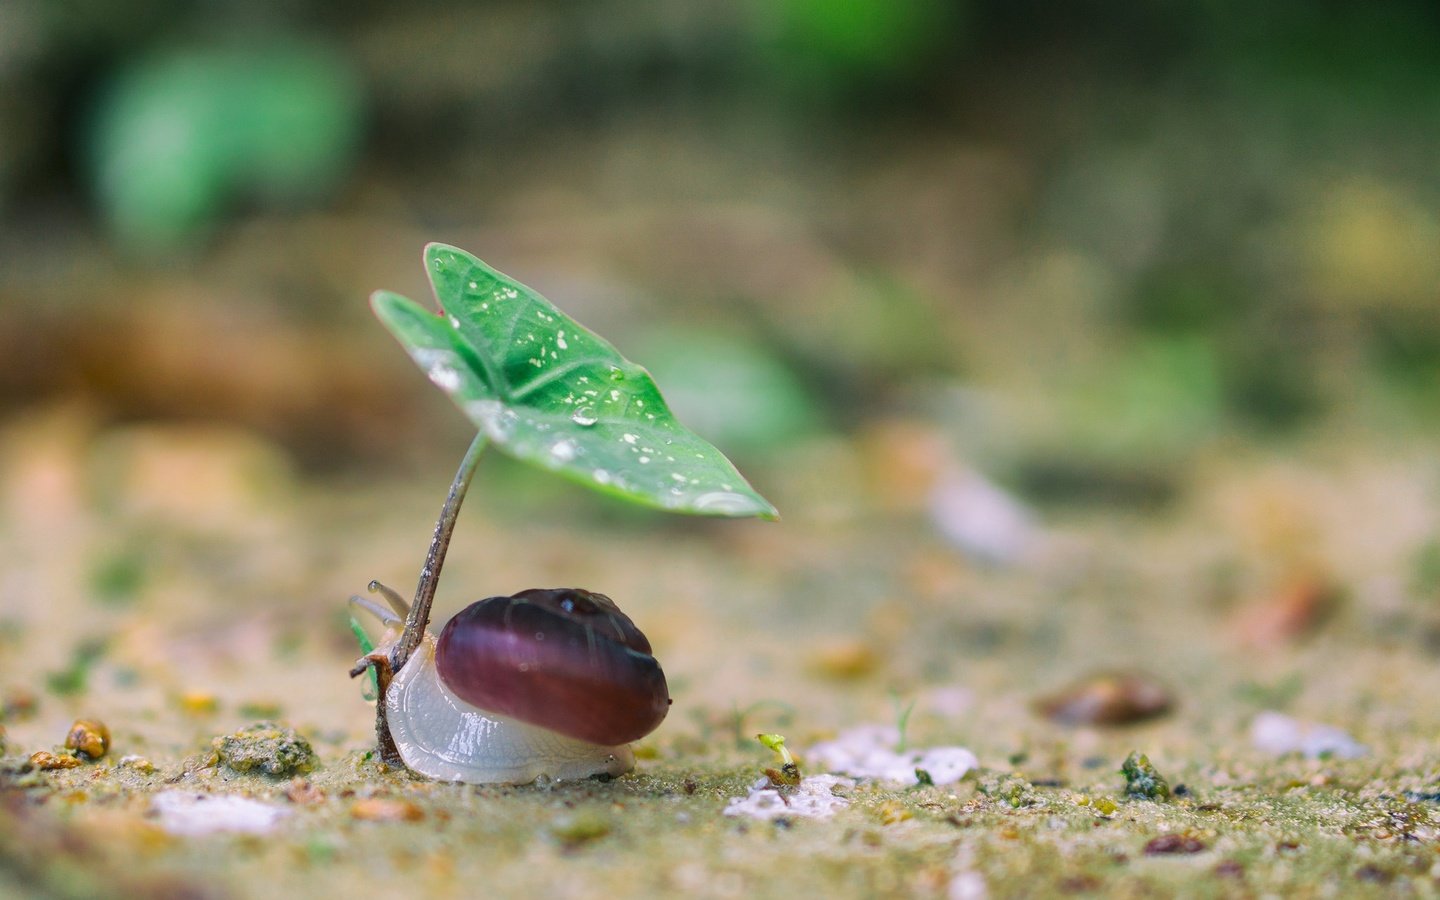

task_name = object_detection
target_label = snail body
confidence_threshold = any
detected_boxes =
[355,586,668,785]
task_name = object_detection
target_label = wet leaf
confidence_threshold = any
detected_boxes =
[372,244,777,519]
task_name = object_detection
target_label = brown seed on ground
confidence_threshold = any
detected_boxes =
[65,718,111,759]
[351,798,424,822]
[285,779,325,804]
[30,750,83,770]
[1230,577,1336,648]
[1355,865,1392,883]
[1059,875,1100,892]
[1035,671,1173,726]
[1144,833,1207,855]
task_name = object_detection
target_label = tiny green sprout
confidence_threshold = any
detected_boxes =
[353,243,778,770]
[347,617,378,701]
[757,733,801,787]
[1121,751,1171,800]
[890,692,918,753]
[757,733,794,764]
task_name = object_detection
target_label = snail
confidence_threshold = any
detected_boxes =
[350,581,669,784]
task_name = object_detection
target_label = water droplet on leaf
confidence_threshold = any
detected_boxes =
[692,491,763,515]
[550,439,577,462]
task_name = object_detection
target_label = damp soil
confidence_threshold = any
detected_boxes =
[2,412,1439,899]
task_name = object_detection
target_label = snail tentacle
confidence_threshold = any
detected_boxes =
[367,580,411,618]
[349,593,404,629]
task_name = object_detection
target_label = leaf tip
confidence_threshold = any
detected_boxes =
[753,502,780,522]
[369,288,421,322]
[423,241,468,270]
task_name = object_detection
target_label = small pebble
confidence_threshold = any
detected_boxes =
[30,750,83,770]
[1144,833,1207,855]
[350,798,424,822]
[549,811,612,846]
[877,801,912,825]
[177,692,219,715]
[1035,672,1173,726]
[1121,752,1170,800]
[119,755,156,773]
[213,722,318,778]
[284,779,325,805]
[65,718,111,759]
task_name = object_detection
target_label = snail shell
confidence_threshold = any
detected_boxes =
[379,588,669,784]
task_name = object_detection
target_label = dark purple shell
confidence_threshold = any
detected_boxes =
[434,588,670,746]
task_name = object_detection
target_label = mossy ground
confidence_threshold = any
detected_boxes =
[1,413,1438,898]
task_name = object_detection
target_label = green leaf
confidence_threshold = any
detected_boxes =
[87,43,361,252]
[372,243,777,519]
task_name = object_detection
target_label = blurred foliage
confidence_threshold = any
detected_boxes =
[0,0,1437,477]
[635,329,823,455]
[756,0,967,96]
[85,42,361,251]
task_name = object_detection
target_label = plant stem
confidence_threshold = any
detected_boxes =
[375,431,488,766]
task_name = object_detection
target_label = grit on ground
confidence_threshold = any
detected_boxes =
[1,411,1438,898]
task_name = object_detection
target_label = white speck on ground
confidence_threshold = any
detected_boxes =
[723,774,854,821]
[948,846,988,899]
[806,725,979,785]
[948,870,988,900]
[929,468,1037,566]
[1250,711,1367,759]
[150,791,291,836]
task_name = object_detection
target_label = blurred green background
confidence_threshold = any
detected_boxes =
[1,0,1437,503]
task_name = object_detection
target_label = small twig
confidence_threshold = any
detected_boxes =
[372,432,487,768]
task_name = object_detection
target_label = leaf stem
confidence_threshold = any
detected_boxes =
[398,430,488,666]
[375,430,488,766]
